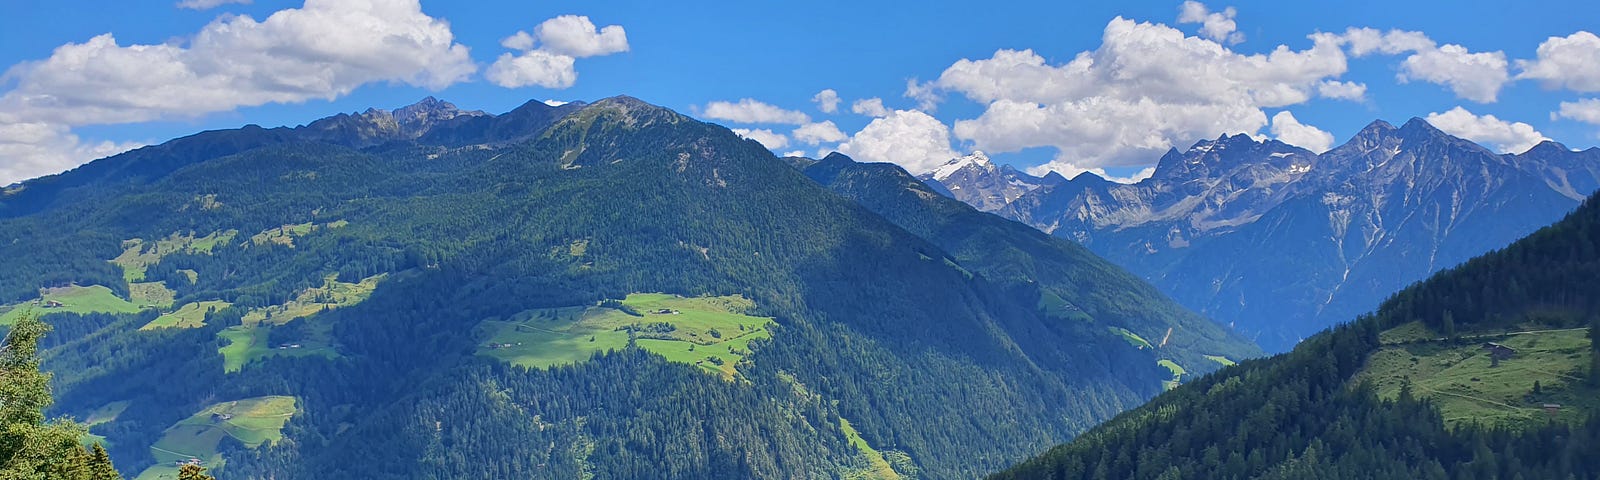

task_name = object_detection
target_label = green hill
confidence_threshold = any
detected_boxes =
[3,96,1255,479]
[989,193,1600,480]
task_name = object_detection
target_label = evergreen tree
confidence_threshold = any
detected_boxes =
[0,315,122,479]
[178,464,216,480]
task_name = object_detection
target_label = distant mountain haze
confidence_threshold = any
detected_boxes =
[932,118,1600,352]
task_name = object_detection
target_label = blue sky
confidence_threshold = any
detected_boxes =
[2,0,1599,183]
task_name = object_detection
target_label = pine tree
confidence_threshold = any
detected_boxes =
[0,315,122,479]
[88,443,121,480]
[178,464,216,480]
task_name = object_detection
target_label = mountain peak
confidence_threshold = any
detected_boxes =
[1521,139,1572,156]
[931,152,995,181]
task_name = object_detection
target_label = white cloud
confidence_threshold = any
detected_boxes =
[836,110,957,174]
[1340,28,1433,56]
[1335,27,1508,103]
[731,128,789,150]
[526,15,629,58]
[501,31,536,51]
[0,0,475,184]
[0,121,142,185]
[1425,106,1547,153]
[1398,45,1508,103]
[782,150,806,158]
[1557,98,1600,126]
[487,50,577,89]
[177,0,250,10]
[851,98,891,117]
[1517,31,1600,92]
[927,17,1349,172]
[543,99,570,107]
[1269,111,1334,153]
[1317,80,1367,101]
[1177,1,1243,45]
[904,78,941,111]
[488,15,628,90]
[792,121,847,145]
[812,89,840,114]
[701,99,811,125]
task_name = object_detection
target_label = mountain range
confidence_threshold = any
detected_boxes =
[0,96,1257,479]
[991,189,1600,480]
[935,118,1600,351]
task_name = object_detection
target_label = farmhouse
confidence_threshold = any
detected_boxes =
[1482,342,1517,367]
[41,300,63,308]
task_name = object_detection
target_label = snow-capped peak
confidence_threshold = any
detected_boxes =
[932,151,994,181]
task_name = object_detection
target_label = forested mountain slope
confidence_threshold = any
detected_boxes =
[0,96,1254,479]
[990,191,1600,480]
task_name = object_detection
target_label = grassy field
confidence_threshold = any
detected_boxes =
[841,418,902,480]
[111,230,238,283]
[141,301,233,331]
[1361,325,1597,428]
[0,285,145,325]
[1158,359,1188,390]
[1109,327,1154,350]
[79,401,131,449]
[135,396,296,480]
[249,220,344,248]
[1204,354,1237,367]
[477,293,775,379]
[217,273,380,372]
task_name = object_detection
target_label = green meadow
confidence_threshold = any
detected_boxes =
[135,396,296,480]
[217,273,381,372]
[0,285,144,325]
[477,293,775,378]
[1361,323,1596,428]
[141,300,232,330]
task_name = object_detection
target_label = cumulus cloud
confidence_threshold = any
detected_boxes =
[1336,27,1509,103]
[1269,111,1334,153]
[836,110,958,174]
[1177,1,1243,45]
[731,128,789,150]
[812,89,841,114]
[1556,98,1600,127]
[177,0,250,10]
[487,15,629,89]
[701,99,811,125]
[1425,107,1547,153]
[527,15,629,58]
[0,121,142,185]
[1317,80,1367,101]
[543,99,570,107]
[1398,45,1508,103]
[0,0,475,184]
[904,78,941,111]
[926,16,1349,174]
[851,98,892,117]
[792,121,847,145]
[1517,31,1600,92]
[486,50,577,89]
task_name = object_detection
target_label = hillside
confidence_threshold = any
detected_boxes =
[803,154,1259,378]
[0,96,1254,479]
[989,193,1600,479]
